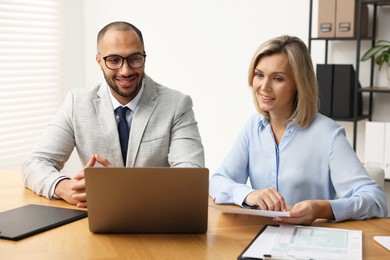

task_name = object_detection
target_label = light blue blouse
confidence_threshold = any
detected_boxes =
[210,113,388,222]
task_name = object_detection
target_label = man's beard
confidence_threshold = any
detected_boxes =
[105,72,144,99]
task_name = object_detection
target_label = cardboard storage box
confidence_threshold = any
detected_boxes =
[336,0,368,37]
[318,0,369,38]
[318,0,336,38]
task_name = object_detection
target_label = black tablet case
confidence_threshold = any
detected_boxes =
[0,204,88,241]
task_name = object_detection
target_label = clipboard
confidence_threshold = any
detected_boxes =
[238,224,279,260]
[237,224,362,260]
[0,204,87,241]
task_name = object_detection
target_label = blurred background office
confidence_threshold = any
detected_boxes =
[1,0,389,212]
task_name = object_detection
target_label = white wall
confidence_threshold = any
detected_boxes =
[60,1,390,213]
[61,0,85,94]
[59,0,86,174]
[81,0,310,174]
[73,0,390,173]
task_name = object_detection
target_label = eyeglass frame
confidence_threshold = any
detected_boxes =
[97,52,147,70]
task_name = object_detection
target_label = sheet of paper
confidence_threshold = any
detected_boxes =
[240,224,362,260]
[209,201,290,218]
[373,236,390,251]
[241,225,280,258]
[272,225,362,260]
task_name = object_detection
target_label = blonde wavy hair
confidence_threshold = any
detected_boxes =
[248,35,319,128]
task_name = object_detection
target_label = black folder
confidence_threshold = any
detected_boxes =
[317,64,334,117]
[332,64,362,118]
[0,204,87,241]
[316,64,363,119]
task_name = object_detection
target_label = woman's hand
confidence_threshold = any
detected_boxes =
[274,200,335,225]
[244,188,287,211]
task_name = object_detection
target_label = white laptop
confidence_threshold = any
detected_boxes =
[85,167,209,234]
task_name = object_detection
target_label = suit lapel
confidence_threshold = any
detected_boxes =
[128,76,158,167]
[94,85,124,166]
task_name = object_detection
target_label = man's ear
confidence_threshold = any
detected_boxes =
[96,54,103,69]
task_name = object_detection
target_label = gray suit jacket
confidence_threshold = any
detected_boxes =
[22,75,205,198]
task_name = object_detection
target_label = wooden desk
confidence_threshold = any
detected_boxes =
[1,170,389,259]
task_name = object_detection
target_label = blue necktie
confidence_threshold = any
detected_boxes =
[117,106,129,166]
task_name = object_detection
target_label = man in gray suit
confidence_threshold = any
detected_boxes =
[22,21,204,207]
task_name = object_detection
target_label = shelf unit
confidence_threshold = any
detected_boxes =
[308,0,390,150]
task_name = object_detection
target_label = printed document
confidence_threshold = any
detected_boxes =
[209,201,290,218]
[240,224,362,260]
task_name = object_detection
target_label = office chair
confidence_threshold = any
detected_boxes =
[364,165,385,190]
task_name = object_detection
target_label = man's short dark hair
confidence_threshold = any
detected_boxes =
[97,21,144,50]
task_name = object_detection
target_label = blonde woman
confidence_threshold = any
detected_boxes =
[210,35,387,224]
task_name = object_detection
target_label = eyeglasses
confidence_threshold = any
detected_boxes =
[98,53,146,70]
